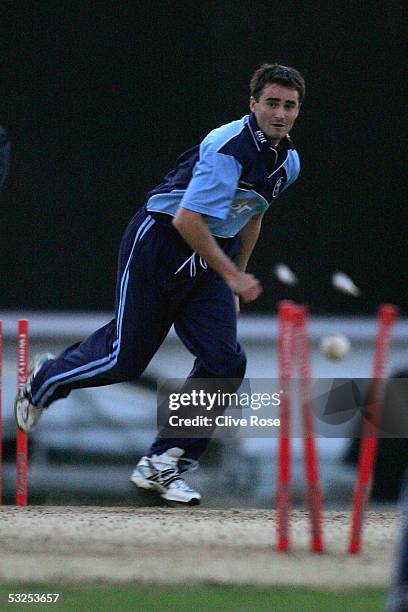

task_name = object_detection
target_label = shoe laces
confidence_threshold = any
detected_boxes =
[147,457,195,491]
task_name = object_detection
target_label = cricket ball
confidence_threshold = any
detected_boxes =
[320,334,351,361]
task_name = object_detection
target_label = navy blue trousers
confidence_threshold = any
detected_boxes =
[31,207,246,460]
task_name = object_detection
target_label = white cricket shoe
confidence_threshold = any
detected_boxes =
[130,447,201,505]
[14,353,55,433]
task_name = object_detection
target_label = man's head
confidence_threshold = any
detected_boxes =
[249,63,305,146]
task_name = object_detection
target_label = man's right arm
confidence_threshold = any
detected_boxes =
[172,207,262,303]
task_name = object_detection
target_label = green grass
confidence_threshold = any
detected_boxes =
[0,584,387,611]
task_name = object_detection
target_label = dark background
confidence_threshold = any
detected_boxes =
[0,1,405,315]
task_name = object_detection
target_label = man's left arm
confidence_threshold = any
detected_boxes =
[234,213,264,313]
[236,213,264,272]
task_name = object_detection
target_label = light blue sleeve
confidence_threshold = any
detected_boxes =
[281,149,300,192]
[179,141,242,220]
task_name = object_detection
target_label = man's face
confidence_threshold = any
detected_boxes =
[249,83,300,146]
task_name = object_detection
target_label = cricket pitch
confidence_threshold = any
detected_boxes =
[0,507,398,587]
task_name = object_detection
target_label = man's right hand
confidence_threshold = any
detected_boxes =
[227,271,263,303]
[172,209,263,303]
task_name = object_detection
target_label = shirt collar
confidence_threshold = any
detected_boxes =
[247,112,294,153]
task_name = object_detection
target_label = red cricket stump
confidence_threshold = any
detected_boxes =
[16,319,29,506]
[295,306,324,553]
[276,301,296,551]
[0,320,3,505]
[348,304,398,554]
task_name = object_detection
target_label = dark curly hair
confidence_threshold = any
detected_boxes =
[250,64,305,103]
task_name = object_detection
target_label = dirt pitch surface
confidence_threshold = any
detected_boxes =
[0,507,399,587]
